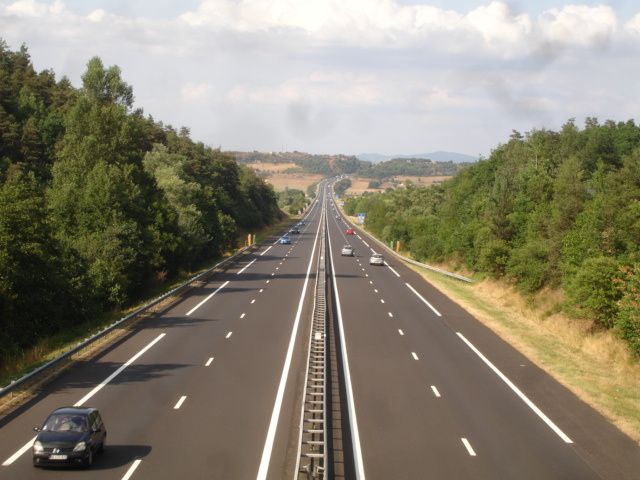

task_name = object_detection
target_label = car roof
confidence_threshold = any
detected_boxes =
[50,407,96,416]
[371,253,383,257]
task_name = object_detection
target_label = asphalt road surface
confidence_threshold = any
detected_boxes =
[325,191,640,480]
[0,187,326,480]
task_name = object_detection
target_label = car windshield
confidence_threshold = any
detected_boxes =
[43,414,88,432]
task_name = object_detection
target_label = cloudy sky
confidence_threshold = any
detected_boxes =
[1,0,639,157]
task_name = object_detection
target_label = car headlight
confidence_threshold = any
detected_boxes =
[33,441,44,453]
[73,441,86,452]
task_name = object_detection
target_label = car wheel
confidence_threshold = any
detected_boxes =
[84,449,93,468]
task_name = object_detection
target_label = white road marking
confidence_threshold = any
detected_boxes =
[406,283,441,317]
[237,258,257,275]
[362,240,370,247]
[257,202,323,480]
[205,357,214,366]
[240,313,246,319]
[3,333,166,467]
[174,395,187,410]
[361,268,365,271]
[271,273,275,276]
[186,281,229,316]
[411,352,419,360]
[431,386,441,397]
[461,438,476,456]
[365,274,369,277]
[398,329,404,336]
[380,299,385,304]
[388,312,393,318]
[369,280,373,284]
[251,299,256,304]
[266,280,270,284]
[260,246,273,256]
[456,332,573,443]
[374,289,378,293]
[327,212,366,480]
[259,289,264,293]
[275,267,279,270]
[226,331,233,339]
[385,263,401,277]
[121,459,143,480]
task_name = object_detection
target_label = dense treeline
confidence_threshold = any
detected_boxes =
[0,41,280,359]
[359,157,467,179]
[277,188,308,214]
[344,120,640,355]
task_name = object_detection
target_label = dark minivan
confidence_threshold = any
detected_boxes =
[33,407,106,468]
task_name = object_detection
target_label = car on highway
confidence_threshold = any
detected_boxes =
[289,227,300,234]
[345,228,354,235]
[280,235,291,244]
[369,253,384,266]
[341,245,354,256]
[335,215,340,219]
[33,407,106,468]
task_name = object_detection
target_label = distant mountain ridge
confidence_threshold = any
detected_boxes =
[358,151,477,164]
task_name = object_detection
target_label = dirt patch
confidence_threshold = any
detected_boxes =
[265,173,324,192]
[246,162,297,173]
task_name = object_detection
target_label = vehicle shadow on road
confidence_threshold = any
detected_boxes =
[90,444,152,470]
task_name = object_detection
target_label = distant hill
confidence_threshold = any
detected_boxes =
[358,151,477,164]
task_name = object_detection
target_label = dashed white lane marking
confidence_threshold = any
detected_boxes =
[362,240,370,247]
[431,385,441,397]
[251,299,256,304]
[380,299,385,304]
[186,281,230,316]
[374,289,378,293]
[406,283,442,317]
[457,332,573,443]
[461,438,476,456]
[398,329,404,336]
[259,288,264,293]
[365,274,369,277]
[260,245,273,256]
[205,357,214,366]
[411,352,419,360]
[279,262,283,265]
[121,459,143,480]
[266,280,270,284]
[237,258,257,275]
[240,313,246,319]
[385,262,401,277]
[388,312,393,318]
[369,280,373,284]
[271,273,275,276]
[361,268,365,271]
[226,331,233,339]
[174,395,187,410]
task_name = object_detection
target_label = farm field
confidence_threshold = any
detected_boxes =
[264,173,324,192]
[245,162,298,173]
[345,175,451,195]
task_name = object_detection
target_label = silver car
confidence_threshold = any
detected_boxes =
[341,245,354,256]
[369,253,384,265]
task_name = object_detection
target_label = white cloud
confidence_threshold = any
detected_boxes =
[539,5,617,48]
[87,8,106,23]
[5,0,63,16]
[181,82,211,101]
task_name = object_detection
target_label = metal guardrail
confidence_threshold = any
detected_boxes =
[331,185,473,283]
[0,245,254,400]
[296,199,327,480]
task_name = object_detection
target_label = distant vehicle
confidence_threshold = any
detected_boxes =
[336,215,340,219]
[33,407,106,468]
[280,236,291,244]
[289,227,300,234]
[345,228,355,235]
[369,253,384,266]
[341,245,354,256]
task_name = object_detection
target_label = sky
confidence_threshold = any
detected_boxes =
[1,1,639,157]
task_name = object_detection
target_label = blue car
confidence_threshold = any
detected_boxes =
[280,236,291,245]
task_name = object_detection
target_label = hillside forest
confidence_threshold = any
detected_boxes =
[344,121,640,355]
[0,42,280,361]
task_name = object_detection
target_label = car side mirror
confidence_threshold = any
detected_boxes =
[33,427,40,432]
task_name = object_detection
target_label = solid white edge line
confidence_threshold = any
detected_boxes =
[362,240,370,247]
[406,283,442,317]
[205,357,214,366]
[411,352,419,360]
[237,258,257,275]
[327,210,367,480]
[384,262,401,278]
[121,458,143,480]
[260,245,273,256]
[186,280,230,316]
[456,332,573,444]
[461,438,477,456]
[174,395,187,410]
[431,385,441,397]
[3,333,166,467]
[256,198,322,480]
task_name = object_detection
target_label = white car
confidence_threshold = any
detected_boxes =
[341,245,354,256]
[369,253,384,265]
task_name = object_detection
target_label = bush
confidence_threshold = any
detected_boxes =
[615,263,640,355]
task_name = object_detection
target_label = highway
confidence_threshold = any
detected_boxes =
[0,187,326,480]
[325,191,640,480]
[1,181,639,479]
